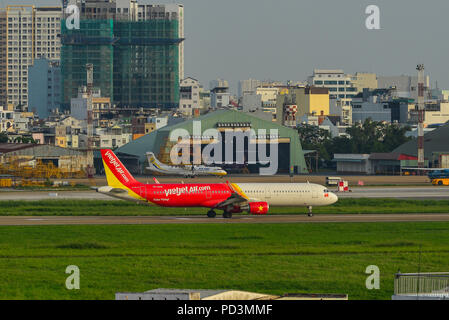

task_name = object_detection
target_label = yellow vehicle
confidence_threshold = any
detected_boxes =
[432,178,449,186]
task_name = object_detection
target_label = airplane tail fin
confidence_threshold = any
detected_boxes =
[146,152,165,171]
[101,149,140,189]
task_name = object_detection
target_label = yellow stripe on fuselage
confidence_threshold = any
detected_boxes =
[211,171,227,176]
[102,159,145,201]
[231,183,249,200]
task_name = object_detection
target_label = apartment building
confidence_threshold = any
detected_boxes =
[378,75,430,101]
[308,69,358,106]
[210,79,230,108]
[178,77,200,117]
[28,58,61,119]
[70,86,112,128]
[238,79,261,98]
[0,5,61,110]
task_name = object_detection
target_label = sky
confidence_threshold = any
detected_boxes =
[4,0,449,94]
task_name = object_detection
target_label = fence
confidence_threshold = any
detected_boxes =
[394,273,449,297]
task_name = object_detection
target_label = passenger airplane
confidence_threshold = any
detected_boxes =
[146,152,227,177]
[97,149,338,218]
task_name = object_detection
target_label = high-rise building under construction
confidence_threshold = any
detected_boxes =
[61,0,184,110]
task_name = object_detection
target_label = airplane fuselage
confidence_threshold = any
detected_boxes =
[147,166,226,177]
[124,182,337,208]
[99,149,338,217]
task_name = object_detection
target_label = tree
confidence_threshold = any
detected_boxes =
[297,124,331,147]
[297,119,412,168]
[345,119,385,153]
[297,124,332,162]
[12,136,36,144]
[331,119,412,156]
[0,132,8,143]
[381,123,412,152]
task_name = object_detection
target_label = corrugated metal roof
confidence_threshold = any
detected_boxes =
[115,109,307,172]
[393,123,449,158]
[369,153,402,161]
[144,288,227,299]
[0,143,85,156]
[0,143,35,153]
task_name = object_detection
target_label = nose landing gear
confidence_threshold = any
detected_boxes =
[307,206,313,217]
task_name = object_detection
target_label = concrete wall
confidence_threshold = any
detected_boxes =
[256,87,278,103]
[352,102,391,123]
[424,102,449,125]
[241,94,262,112]
[308,92,330,116]
[351,73,378,92]
[28,59,60,119]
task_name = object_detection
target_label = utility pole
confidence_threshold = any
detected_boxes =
[86,63,94,179]
[416,64,425,170]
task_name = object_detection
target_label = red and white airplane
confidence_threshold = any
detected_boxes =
[96,149,338,218]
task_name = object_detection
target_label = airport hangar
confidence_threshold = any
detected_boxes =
[0,143,88,171]
[393,122,449,169]
[102,109,309,175]
[332,122,449,174]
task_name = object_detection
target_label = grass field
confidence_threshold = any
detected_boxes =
[1,222,449,300]
[0,198,447,216]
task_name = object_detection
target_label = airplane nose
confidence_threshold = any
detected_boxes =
[330,192,338,204]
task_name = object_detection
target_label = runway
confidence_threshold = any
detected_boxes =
[1,213,449,225]
[336,187,449,200]
[0,191,114,201]
[0,186,448,201]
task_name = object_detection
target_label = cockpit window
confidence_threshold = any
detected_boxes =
[324,189,329,193]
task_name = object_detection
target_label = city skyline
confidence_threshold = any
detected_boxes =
[5,0,449,94]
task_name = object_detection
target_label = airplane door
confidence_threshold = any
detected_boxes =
[140,186,147,199]
[206,190,211,199]
[265,187,271,199]
[312,189,318,198]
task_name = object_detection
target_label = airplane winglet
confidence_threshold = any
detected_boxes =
[153,177,160,184]
[226,181,249,200]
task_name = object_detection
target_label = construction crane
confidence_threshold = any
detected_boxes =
[416,64,425,170]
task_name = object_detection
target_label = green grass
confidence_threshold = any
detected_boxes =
[0,198,447,216]
[1,222,449,299]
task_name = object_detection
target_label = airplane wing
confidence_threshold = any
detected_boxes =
[91,186,127,194]
[213,181,249,209]
[213,192,247,209]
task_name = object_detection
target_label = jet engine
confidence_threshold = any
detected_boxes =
[246,202,269,215]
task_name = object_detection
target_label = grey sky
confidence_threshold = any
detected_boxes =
[5,0,449,94]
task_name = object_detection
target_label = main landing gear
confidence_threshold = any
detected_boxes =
[222,211,233,219]
[206,209,232,219]
[207,210,216,218]
[307,206,313,217]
